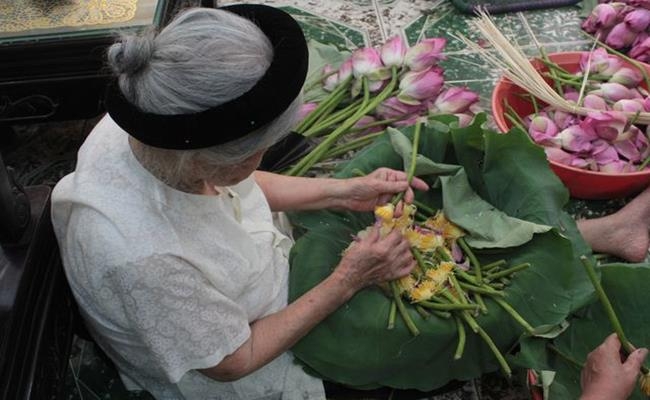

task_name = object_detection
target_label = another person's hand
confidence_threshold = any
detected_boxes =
[335,223,415,291]
[580,333,648,400]
[337,168,429,213]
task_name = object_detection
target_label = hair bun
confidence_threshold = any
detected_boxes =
[107,30,156,76]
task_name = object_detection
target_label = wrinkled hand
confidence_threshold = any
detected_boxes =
[580,333,648,400]
[334,223,415,292]
[338,168,429,213]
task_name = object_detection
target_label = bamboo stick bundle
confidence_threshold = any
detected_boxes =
[457,10,650,125]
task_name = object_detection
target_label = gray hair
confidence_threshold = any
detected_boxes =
[107,7,300,191]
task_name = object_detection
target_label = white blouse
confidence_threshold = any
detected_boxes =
[51,115,325,400]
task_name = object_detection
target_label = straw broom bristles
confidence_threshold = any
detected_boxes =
[457,10,650,125]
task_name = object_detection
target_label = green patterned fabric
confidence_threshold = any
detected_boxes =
[451,0,581,14]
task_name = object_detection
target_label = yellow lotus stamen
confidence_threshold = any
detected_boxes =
[397,275,417,293]
[425,261,454,285]
[425,211,465,240]
[374,203,395,222]
[640,372,650,396]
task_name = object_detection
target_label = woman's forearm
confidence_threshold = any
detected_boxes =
[253,171,346,211]
[199,266,357,381]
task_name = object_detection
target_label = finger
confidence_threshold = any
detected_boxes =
[603,333,622,351]
[393,260,416,279]
[410,176,429,191]
[623,348,649,372]
[403,187,415,204]
[374,179,409,195]
[366,222,381,242]
[394,201,404,217]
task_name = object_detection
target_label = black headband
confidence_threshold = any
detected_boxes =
[105,4,308,150]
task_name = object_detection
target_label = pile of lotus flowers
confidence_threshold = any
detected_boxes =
[351,199,534,377]
[286,36,481,177]
[514,49,650,173]
[582,1,650,62]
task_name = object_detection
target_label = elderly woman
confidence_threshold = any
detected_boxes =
[51,5,426,400]
[52,4,650,400]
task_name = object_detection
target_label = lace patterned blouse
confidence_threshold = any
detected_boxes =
[51,115,325,400]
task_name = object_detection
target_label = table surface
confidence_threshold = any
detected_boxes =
[2,1,643,399]
[0,0,166,44]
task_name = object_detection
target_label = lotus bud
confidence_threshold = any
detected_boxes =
[430,87,479,114]
[614,137,641,162]
[629,0,650,9]
[563,90,580,103]
[392,114,422,127]
[581,48,623,77]
[352,48,391,81]
[368,79,387,93]
[571,157,591,169]
[338,58,353,82]
[581,111,628,141]
[397,67,444,105]
[404,38,446,72]
[375,96,424,120]
[592,139,621,165]
[380,35,407,67]
[613,99,645,113]
[600,160,632,173]
[453,113,474,128]
[582,4,620,32]
[624,8,650,32]
[545,147,576,166]
[558,125,594,153]
[352,115,384,136]
[609,67,643,88]
[552,110,580,129]
[630,36,650,60]
[583,94,609,110]
[297,102,318,121]
[644,96,650,111]
[590,82,633,102]
[605,22,638,48]
[322,65,339,92]
[529,115,561,147]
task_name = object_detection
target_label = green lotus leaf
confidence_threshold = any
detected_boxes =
[288,114,594,390]
[516,263,650,400]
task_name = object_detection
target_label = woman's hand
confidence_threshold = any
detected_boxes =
[335,168,429,213]
[334,223,415,292]
[580,333,648,400]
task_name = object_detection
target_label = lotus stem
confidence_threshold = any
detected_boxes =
[390,281,420,336]
[580,256,650,374]
[296,78,350,134]
[485,263,530,281]
[323,131,385,159]
[459,281,505,297]
[304,98,363,137]
[411,247,427,275]
[412,200,436,217]
[431,310,452,319]
[387,300,397,330]
[391,119,422,206]
[418,300,479,311]
[415,305,431,319]
[454,316,467,360]
[585,33,650,90]
[547,343,583,371]
[482,259,507,272]
[459,237,482,283]
[491,296,535,335]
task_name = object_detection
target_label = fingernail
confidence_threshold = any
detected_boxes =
[638,348,649,357]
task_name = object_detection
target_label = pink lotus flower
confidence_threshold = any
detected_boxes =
[545,147,576,165]
[430,87,479,114]
[624,8,650,32]
[612,99,645,113]
[338,58,353,82]
[397,67,444,105]
[529,115,561,147]
[551,110,580,129]
[629,0,650,9]
[609,67,643,87]
[605,22,638,48]
[297,102,318,121]
[351,48,390,80]
[404,38,446,72]
[580,48,623,77]
[581,111,627,141]
[630,36,650,60]
[601,160,633,173]
[590,82,633,102]
[351,115,384,136]
[563,90,580,103]
[644,97,650,111]
[375,96,423,120]
[583,94,609,110]
[380,36,407,67]
[592,139,621,165]
[322,65,339,92]
[558,125,594,152]
[582,4,620,33]
[571,157,592,169]
[454,113,474,128]
[614,137,642,162]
